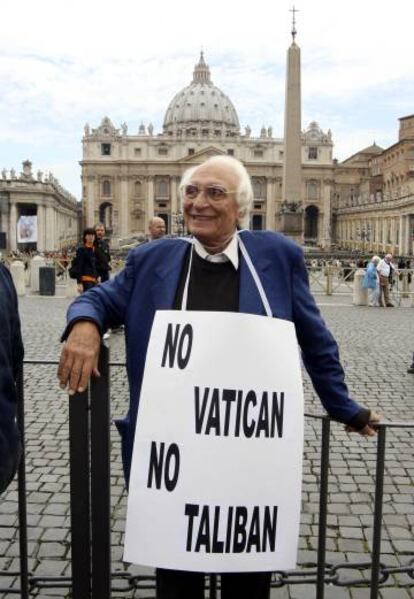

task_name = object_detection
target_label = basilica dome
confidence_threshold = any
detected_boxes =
[163,53,240,137]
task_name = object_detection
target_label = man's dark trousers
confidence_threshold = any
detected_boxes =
[156,569,271,599]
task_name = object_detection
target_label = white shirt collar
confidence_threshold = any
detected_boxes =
[193,233,239,270]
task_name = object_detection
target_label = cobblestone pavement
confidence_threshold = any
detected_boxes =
[0,291,413,598]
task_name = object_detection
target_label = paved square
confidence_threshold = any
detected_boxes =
[1,291,413,598]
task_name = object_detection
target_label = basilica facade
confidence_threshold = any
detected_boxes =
[81,53,335,248]
[80,51,414,256]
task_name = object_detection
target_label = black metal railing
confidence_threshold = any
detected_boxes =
[2,351,413,598]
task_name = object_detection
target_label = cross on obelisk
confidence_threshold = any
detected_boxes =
[290,6,299,42]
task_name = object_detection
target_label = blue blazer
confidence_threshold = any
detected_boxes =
[0,264,24,494]
[67,231,364,483]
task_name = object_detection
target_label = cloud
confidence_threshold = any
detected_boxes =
[0,0,413,196]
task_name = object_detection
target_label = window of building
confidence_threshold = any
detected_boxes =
[251,214,264,230]
[158,148,168,156]
[254,202,262,209]
[158,202,167,208]
[155,178,169,198]
[101,143,111,156]
[134,148,142,156]
[307,180,318,200]
[308,147,318,160]
[252,177,265,198]
[188,148,195,155]
[253,150,263,158]
[279,151,284,160]
[134,181,142,197]
[102,180,111,196]
[227,149,234,156]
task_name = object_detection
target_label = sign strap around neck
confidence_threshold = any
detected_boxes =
[238,233,273,318]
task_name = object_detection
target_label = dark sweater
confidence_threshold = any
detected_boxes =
[174,249,239,312]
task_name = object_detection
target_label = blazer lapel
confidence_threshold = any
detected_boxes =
[151,242,190,309]
[238,233,287,320]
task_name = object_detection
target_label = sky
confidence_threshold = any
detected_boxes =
[0,0,413,199]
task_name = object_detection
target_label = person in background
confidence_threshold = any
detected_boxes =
[0,263,24,494]
[362,255,380,306]
[376,253,395,307]
[76,228,98,293]
[148,216,167,240]
[94,223,111,283]
[407,354,414,374]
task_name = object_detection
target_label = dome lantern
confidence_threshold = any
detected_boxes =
[163,53,240,136]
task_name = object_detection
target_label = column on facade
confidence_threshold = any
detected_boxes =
[87,176,95,226]
[145,176,155,233]
[390,217,396,252]
[399,215,408,255]
[375,219,380,250]
[382,219,387,251]
[265,178,275,231]
[9,202,17,251]
[321,181,331,249]
[170,176,178,221]
[120,176,129,238]
[45,204,55,251]
[37,204,45,252]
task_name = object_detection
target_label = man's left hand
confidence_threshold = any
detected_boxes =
[345,410,381,437]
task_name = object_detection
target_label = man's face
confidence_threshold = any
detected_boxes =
[183,162,240,247]
[95,226,105,239]
[149,219,166,240]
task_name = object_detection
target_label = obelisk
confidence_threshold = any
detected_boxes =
[281,7,303,243]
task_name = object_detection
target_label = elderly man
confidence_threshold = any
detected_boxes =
[149,216,167,240]
[0,263,24,494]
[58,156,378,599]
[377,253,395,307]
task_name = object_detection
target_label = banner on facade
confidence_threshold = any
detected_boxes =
[124,310,304,572]
[17,215,37,243]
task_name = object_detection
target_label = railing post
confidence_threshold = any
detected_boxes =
[16,366,29,599]
[91,345,112,599]
[69,387,91,599]
[370,426,386,599]
[325,266,333,295]
[209,574,217,599]
[316,417,330,599]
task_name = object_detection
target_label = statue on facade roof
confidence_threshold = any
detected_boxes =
[1,168,6,180]
[148,123,154,136]
[121,122,128,136]
[10,168,16,179]
[84,123,90,136]
[245,125,251,138]
[267,126,273,138]
[37,170,43,182]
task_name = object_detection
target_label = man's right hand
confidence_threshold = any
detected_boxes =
[58,321,101,395]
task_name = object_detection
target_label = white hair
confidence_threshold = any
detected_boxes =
[178,155,253,228]
[371,255,380,263]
